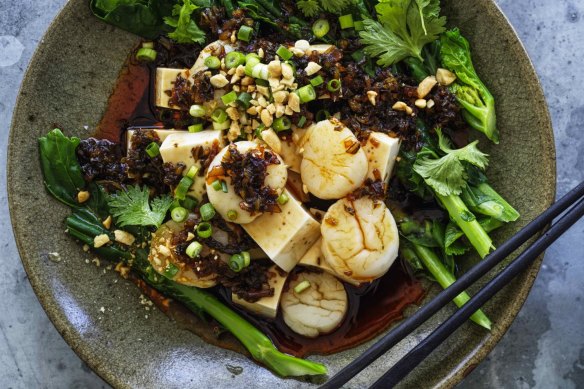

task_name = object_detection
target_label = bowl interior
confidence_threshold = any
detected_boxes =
[8,0,555,387]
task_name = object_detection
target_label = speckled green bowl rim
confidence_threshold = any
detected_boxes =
[7,0,556,387]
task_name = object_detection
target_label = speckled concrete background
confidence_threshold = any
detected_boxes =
[1,0,583,388]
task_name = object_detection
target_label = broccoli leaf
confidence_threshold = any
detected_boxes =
[440,28,499,143]
[107,186,172,228]
[413,128,489,196]
[38,129,86,207]
[164,0,206,44]
[359,0,446,66]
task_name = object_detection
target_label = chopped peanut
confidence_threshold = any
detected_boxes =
[210,74,229,88]
[260,109,273,127]
[261,129,282,153]
[417,76,437,98]
[114,230,136,246]
[436,68,457,86]
[77,191,90,203]
[367,91,378,106]
[415,99,427,108]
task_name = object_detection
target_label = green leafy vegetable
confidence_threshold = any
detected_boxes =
[107,185,173,228]
[320,0,350,13]
[296,0,322,17]
[413,128,489,197]
[38,129,86,207]
[441,28,499,143]
[392,206,492,329]
[90,0,174,39]
[359,0,446,66]
[164,0,206,44]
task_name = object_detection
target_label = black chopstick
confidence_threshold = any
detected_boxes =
[320,180,584,389]
[371,194,584,387]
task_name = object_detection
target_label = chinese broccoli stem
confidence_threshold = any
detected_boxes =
[437,193,493,258]
[412,244,492,330]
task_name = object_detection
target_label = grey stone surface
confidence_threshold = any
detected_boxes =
[0,0,582,388]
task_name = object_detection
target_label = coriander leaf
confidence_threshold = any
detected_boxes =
[441,28,499,143]
[359,0,446,66]
[413,128,489,196]
[296,0,322,17]
[319,0,350,14]
[38,129,86,207]
[360,19,414,67]
[107,185,172,228]
[164,0,205,44]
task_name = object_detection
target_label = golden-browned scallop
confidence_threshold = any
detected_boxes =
[300,119,368,199]
[320,197,399,283]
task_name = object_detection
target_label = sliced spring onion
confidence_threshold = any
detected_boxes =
[237,25,253,42]
[227,210,238,221]
[189,104,206,117]
[296,84,317,103]
[196,222,213,238]
[185,241,203,258]
[273,117,291,132]
[221,180,228,193]
[327,79,341,92]
[246,53,260,63]
[200,203,216,221]
[229,254,245,273]
[170,198,181,211]
[188,123,204,133]
[182,196,198,210]
[186,166,199,179]
[142,41,154,49]
[237,92,252,108]
[241,251,251,267]
[297,116,307,128]
[277,193,289,205]
[254,124,266,139]
[312,19,330,38]
[213,120,231,131]
[175,176,194,200]
[204,55,221,69]
[316,109,330,121]
[145,142,160,157]
[354,20,364,31]
[225,51,246,69]
[211,179,222,191]
[339,14,354,29]
[171,206,189,222]
[163,263,179,279]
[310,75,324,87]
[136,47,157,62]
[211,108,228,123]
[276,45,293,61]
[251,63,269,80]
[294,280,311,293]
[221,91,238,105]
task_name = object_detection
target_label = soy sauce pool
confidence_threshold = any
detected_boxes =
[95,53,426,358]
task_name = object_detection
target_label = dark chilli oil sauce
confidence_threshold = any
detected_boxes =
[95,53,425,358]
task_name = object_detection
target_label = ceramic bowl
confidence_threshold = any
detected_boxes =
[8,0,555,387]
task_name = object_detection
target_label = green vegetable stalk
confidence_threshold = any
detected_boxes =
[410,244,492,330]
[38,129,328,378]
[436,193,493,258]
[394,208,492,329]
[440,28,499,143]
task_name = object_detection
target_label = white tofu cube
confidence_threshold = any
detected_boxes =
[127,129,180,152]
[363,132,400,182]
[232,266,288,318]
[159,131,225,201]
[242,189,320,272]
[278,138,302,173]
[155,68,189,109]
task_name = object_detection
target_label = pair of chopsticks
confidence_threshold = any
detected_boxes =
[321,181,584,388]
